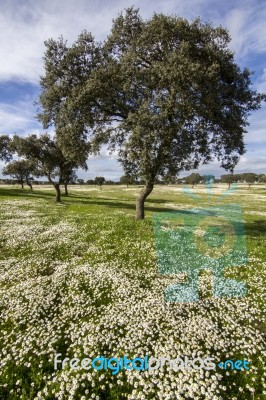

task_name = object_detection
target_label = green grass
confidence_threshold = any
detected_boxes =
[0,183,265,400]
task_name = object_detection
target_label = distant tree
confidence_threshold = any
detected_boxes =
[120,174,135,187]
[2,159,36,189]
[62,169,78,195]
[94,176,105,189]
[86,179,95,185]
[76,178,85,185]
[2,178,14,185]
[0,135,12,162]
[232,173,242,182]
[185,173,202,188]
[221,174,236,188]
[241,172,258,188]
[11,133,83,202]
[258,174,266,183]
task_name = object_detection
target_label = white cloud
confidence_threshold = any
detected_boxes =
[0,0,265,82]
[0,0,265,179]
[235,155,266,174]
[0,100,41,133]
[245,105,266,147]
[0,0,121,82]
[223,7,250,55]
[79,158,123,181]
[255,68,266,94]
[222,3,266,60]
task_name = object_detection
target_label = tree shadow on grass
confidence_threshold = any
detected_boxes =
[0,187,55,199]
[0,187,175,214]
[0,187,228,216]
[244,220,266,237]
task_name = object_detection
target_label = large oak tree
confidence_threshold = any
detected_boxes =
[38,8,265,218]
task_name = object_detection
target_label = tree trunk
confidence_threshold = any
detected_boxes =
[20,180,24,189]
[136,181,154,220]
[228,182,231,189]
[64,183,69,196]
[26,180,33,190]
[54,184,61,202]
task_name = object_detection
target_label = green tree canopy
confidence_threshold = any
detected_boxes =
[11,133,85,202]
[241,172,258,188]
[0,135,12,162]
[185,173,202,188]
[120,174,135,186]
[37,33,98,165]
[258,174,266,183]
[2,159,36,189]
[37,7,266,218]
[94,176,105,188]
[221,174,236,188]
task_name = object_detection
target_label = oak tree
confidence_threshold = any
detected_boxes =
[241,172,258,188]
[38,8,266,218]
[0,135,12,162]
[221,174,236,188]
[11,134,84,202]
[185,173,202,188]
[2,159,36,189]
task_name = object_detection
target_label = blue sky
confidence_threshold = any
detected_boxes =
[0,0,265,180]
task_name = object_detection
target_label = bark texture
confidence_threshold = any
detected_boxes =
[54,184,61,202]
[136,182,154,219]
[64,183,69,196]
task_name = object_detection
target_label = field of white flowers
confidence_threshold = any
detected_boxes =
[0,184,265,400]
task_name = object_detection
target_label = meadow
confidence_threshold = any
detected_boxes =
[0,183,265,400]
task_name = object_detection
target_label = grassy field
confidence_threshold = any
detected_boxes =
[0,183,265,400]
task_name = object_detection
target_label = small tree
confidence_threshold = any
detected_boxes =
[185,173,202,188]
[241,172,258,189]
[120,174,135,187]
[2,159,36,189]
[221,174,235,188]
[11,134,83,202]
[232,173,242,182]
[258,174,266,184]
[94,176,105,189]
[62,169,78,195]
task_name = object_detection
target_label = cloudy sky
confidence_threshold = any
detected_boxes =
[0,0,265,180]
